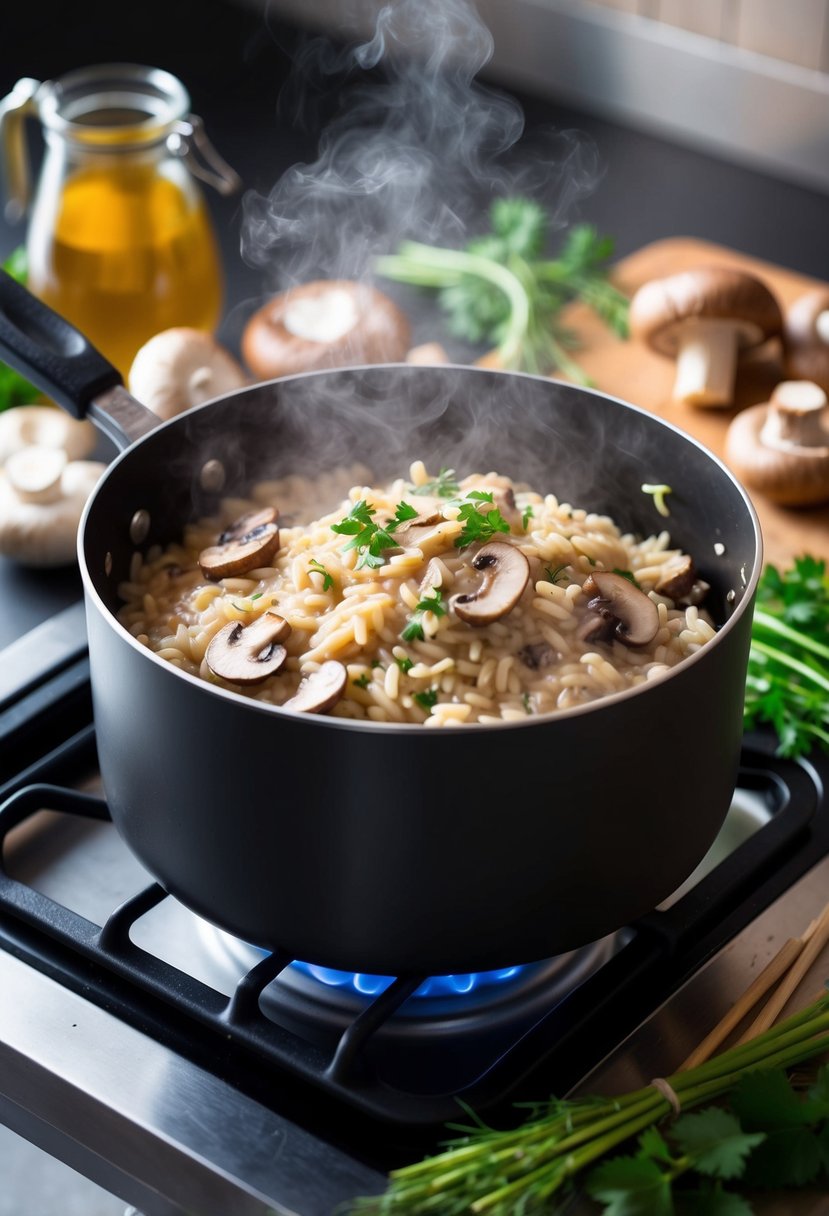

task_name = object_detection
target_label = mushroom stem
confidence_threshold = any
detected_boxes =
[761,381,828,449]
[673,318,745,406]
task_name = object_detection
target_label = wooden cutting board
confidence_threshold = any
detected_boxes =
[562,237,829,569]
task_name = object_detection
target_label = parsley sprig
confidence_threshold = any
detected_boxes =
[401,587,446,642]
[351,991,829,1215]
[411,468,460,498]
[375,200,628,382]
[745,556,829,757]
[450,490,510,548]
[331,499,418,569]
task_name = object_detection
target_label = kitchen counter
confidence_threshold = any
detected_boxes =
[1,0,828,648]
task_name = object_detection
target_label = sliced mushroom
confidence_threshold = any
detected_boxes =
[282,660,347,714]
[205,611,290,684]
[451,542,530,625]
[655,556,710,606]
[654,556,696,601]
[199,507,280,580]
[579,571,659,647]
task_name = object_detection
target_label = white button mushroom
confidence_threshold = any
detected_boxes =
[0,405,96,466]
[128,328,249,421]
[0,447,105,566]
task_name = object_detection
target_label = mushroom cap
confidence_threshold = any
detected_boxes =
[199,507,280,580]
[581,570,660,647]
[0,457,105,567]
[451,541,530,625]
[283,660,347,714]
[241,280,411,380]
[783,289,829,391]
[725,383,829,506]
[629,267,782,357]
[205,611,290,685]
[128,328,249,421]
[0,405,96,466]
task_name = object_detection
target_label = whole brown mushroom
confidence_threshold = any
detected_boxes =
[241,280,410,380]
[725,380,829,506]
[629,267,782,407]
[783,289,829,393]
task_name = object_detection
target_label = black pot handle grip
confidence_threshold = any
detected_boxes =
[0,267,122,417]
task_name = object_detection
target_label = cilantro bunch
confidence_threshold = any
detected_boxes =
[375,199,629,381]
[351,992,829,1215]
[0,248,41,411]
[745,556,829,757]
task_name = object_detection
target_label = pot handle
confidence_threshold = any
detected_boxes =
[0,268,160,450]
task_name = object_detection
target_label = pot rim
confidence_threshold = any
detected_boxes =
[78,363,763,734]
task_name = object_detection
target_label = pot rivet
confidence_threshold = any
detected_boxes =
[129,509,151,545]
[200,459,226,492]
[714,542,726,556]
[104,551,113,576]
[727,589,737,604]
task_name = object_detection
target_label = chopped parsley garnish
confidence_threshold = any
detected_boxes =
[641,483,672,518]
[395,654,414,674]
[352,673,371,689]
[544,564,568,585]
[450,490,511,548]
[522,504,534,531]
[522,691,532,714]
[308,558,334,591]
[401,587,446,642]
[250,591,263,601]
[411,468,460,498]
[371,659,383,669]
[413,688,439,711]
[331,499,419,569]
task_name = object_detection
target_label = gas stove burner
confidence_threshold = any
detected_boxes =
[196,919,621,1034]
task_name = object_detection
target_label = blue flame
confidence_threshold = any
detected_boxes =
[290,961,524,999]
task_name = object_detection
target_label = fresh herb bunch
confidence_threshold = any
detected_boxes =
[375,199,629,381]
[351,992,829,1215]
[0,248,41,412]
[332,500,418,569]
[745,556,829,757]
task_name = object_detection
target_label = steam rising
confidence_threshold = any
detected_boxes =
[241,0,601,289]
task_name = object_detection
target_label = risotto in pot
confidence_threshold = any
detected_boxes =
[117,462,716,725]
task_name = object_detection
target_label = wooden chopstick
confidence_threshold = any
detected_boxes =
[736,902,829,1042]
[679,903,829,1071]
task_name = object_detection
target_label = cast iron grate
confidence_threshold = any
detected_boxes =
[0,723,825,1125]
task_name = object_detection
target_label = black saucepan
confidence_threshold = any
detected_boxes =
[0,269,762,975]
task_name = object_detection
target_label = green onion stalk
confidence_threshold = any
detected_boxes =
[350,993,829,1215]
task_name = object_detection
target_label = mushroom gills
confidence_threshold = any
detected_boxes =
[451,541,530,625]
[205,611,291,685]
[579,570,659,647]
